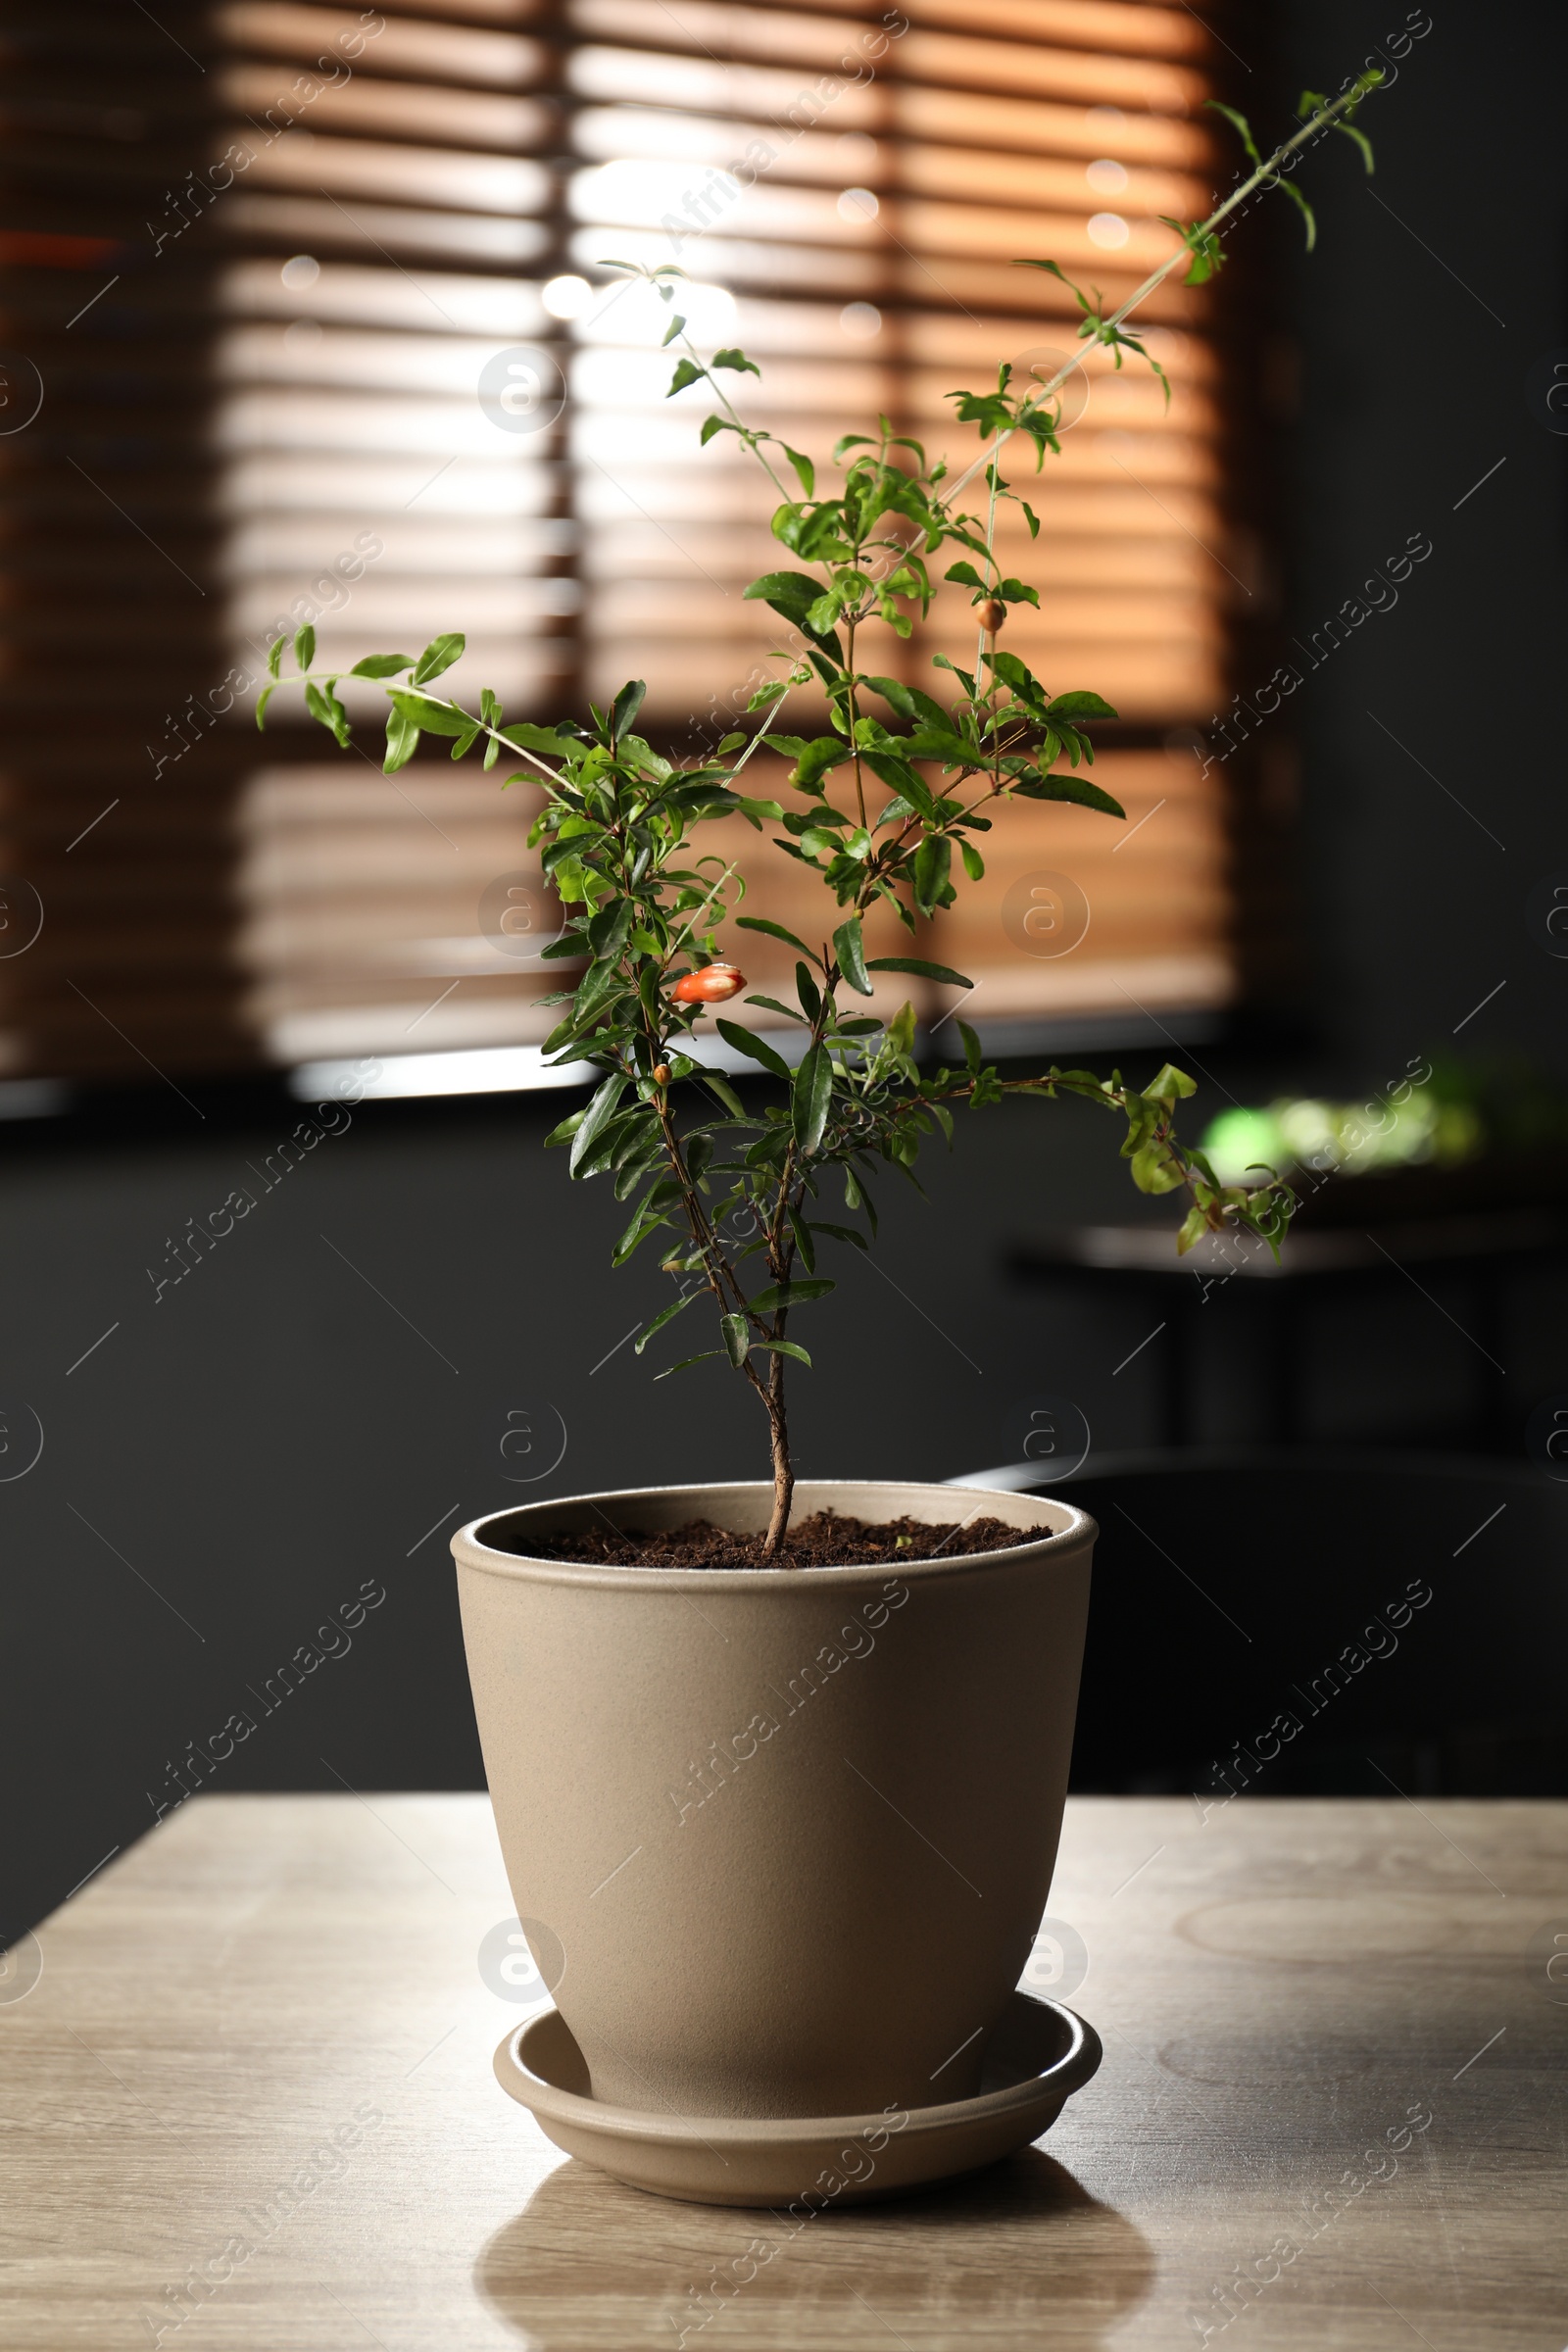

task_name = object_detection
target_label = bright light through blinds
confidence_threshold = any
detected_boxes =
[219,0,1239,1073]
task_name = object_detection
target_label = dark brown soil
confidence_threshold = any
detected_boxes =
[518,1508,1054,1570]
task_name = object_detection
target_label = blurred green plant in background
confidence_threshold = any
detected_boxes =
[1201,1057,1568,1186]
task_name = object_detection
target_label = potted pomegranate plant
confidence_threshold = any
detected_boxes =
[263,81,1375,2201]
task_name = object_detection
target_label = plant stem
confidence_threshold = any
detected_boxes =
[943,76,1380,509]
[764,1355,794,1554]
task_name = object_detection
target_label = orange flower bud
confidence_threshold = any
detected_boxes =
[977,598,1006,633]
[672,960,746,1004]
[652,1063,671,1084]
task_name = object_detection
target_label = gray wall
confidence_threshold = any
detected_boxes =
[1282,0,1568,1074]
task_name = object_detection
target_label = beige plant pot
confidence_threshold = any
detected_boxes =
[452,1479,1094,2123]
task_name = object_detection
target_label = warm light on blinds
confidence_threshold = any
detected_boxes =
[216,0,1243,1067]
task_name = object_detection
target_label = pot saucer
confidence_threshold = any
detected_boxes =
[493,1990,1102,2207]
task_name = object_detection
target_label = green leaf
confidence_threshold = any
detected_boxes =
[864,676,948,729]
[388,688,468,737]
[1144,1062,1198,1110]
[749,1279,835,1311]
[745,995,809,1027]
[543,1105,588,1148]
[667,357,707,396]
[721,1312,750,1367]
[612,679,647,738]
[661,313,687,346]
[792,1044,832,1152]
[293,621,316,671]
[905,724,983,768]
[586,898,633,960]
[1334,116,1377,173]
[787,1203,814,1271]
[1130,1143,1186,1196]
[1276,176,1318,251]
[944,560,985,589]
[912,834,952,914]
[634,1288,700,1355]
[736,914,822,965]
[700,1071,746,1118]
[1045,689,1118,719]
[790,736,851,792]
[1205,100,1260,166]
[255,683,275,730]
[960,838,985,882]
[1010,770,1126,818]
[349,654,415,678]
[757,1339,812,1367]
[412,633,465,686]
[569,1072,629,1176]
[1176,1205,1209,1255]
[743,570,841,649]
[500,720,574,760]
[383,707,419,772]
[782,444,815,496]
[833,916,872,997]
[715,1019,793,1081]
[866,956,973,988]
[711,347,760,376]
[267,636,284,679]
[304,680,350,747]
[860,748,937,820]
[807,1219,867,1252]
[654,1350,722,1381]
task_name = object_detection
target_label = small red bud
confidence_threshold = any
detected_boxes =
[672,960,746,1004]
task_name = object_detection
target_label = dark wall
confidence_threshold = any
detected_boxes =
[0,1081,1199,1940]
[1280,0,1568,1076]
[6,1,1568,1939]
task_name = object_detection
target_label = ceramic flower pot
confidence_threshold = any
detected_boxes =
[452,1479,1094,2123]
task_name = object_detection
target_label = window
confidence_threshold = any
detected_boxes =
[1,0,1263,1095]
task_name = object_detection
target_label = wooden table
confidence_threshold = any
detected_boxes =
[4,1794,1565,2349]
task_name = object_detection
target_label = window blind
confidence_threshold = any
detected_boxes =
[1,0,1263,1087]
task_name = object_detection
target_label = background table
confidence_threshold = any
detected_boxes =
[1006,1211,1568,1449]
[3,1794,1564,2349]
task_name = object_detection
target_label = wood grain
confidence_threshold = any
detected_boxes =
[2,1794,1564,2349]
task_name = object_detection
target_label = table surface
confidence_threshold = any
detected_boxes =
[4,1793,1565,2350]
